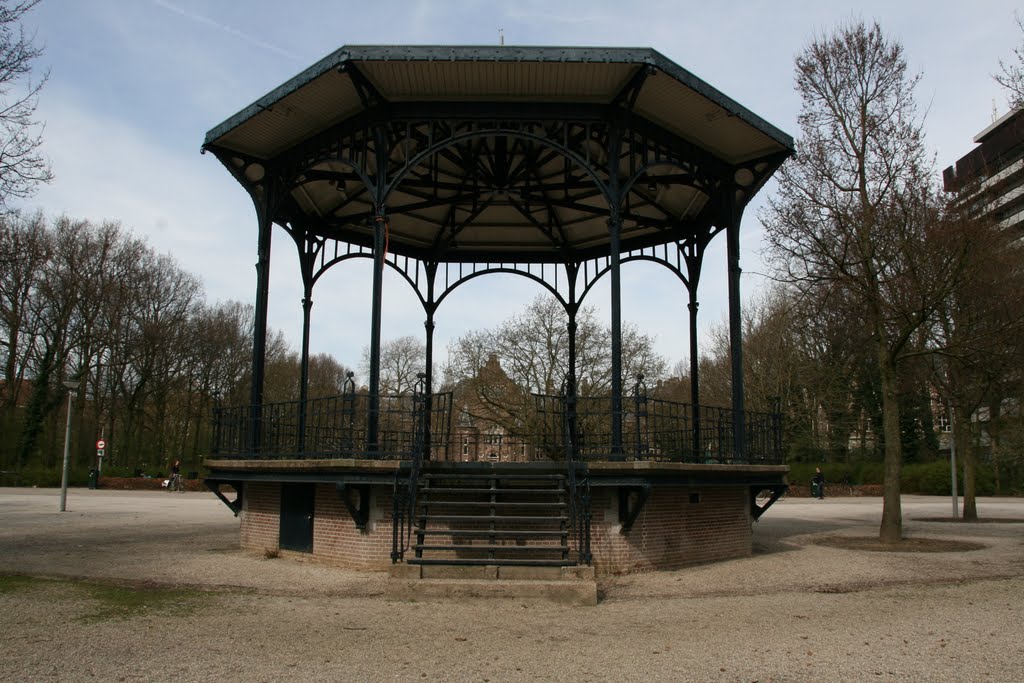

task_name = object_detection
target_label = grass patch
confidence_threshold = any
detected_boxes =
[78,583,203,623]
[914,517,1024,524]
[1,575,215,623]
[810,536,986,553]
[0,574,46,594]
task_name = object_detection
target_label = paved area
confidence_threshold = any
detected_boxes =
[1,487,1023,681]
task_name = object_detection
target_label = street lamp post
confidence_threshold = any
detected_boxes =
[58,379,79,512]
[948,404,959,519]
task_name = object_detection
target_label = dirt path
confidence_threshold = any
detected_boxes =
[2,488,1023,681]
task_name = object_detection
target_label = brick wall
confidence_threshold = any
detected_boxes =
[239,482,280,552]
[239,482,395,570]
[239,481,754,574]
[588,486,751,574]
[311,484,394,570]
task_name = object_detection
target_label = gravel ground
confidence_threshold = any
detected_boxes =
[1,487,1022,682]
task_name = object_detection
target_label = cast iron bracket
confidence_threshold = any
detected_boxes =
[618,484,651,534]
[205,480,244,516]
[336,482,372,532]
[750,485,787,521]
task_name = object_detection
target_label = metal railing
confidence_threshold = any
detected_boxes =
[533,386,783,464]
[210,384,781,465]
[211,386,452,460]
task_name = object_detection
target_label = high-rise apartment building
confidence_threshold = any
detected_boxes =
[943,106,1024,232]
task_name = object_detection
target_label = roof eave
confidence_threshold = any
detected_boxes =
[203,45,794,156]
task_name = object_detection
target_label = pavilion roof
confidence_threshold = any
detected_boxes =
[203,46,793,263]
[206,45,792,165]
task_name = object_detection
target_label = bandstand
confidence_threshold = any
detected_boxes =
[201,46,793,575]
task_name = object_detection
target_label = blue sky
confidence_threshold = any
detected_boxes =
[19,0,1023,374]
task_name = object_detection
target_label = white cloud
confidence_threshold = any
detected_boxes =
[27,86,256,307]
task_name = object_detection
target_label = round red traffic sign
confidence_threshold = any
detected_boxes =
[96,439,106,450]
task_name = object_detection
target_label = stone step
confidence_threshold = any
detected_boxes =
[386,564,597,605]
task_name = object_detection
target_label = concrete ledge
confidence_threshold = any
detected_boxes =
[385,577,598,606]
[420,565,498,580]
[393,564,597,582]
[388,563,422,579]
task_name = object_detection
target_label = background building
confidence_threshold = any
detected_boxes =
[943,106,1024,233]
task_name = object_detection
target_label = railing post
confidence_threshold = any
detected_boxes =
[423,313,435,460]
[341,372,355,455]
[687,296,702,462]
[633,374,646,457]
[298,290,312,455]
[770,396,783,463]
[413,373,428,462]
[211,397,222,455]
[391,474,405,563]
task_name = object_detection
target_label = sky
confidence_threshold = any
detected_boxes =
[17,0,1024,377]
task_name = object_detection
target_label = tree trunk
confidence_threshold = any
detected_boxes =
[878,343,903,543]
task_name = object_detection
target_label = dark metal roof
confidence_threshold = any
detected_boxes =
[203,46,793,263]
[205,45,792,164]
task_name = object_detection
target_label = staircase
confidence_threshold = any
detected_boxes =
[407,471,578,567]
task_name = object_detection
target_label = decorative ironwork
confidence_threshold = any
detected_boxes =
[211,387,452,461]
[532,390,783,465]
[255,108,751,270]
[213,388,780,465]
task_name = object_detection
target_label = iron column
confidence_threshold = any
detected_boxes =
[725,200,746,461]
[249,186,274,454]
[367,208,386,454]
[608,209,624,459]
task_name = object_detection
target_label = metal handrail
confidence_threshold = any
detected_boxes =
[392,374,430,563]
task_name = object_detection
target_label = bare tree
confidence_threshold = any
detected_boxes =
[443,295,668,453]
[306,353,354,399]
[0,211,47,410]
[445,295,667,397]
[995,14,1024,108]
[929,208,1024,518]
[0,0,51,209]
[2,210,361,476]
[361,335,425,395]
[762,21,964,543]
[691,285,862,462]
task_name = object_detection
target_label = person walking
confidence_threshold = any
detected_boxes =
[812,467,826,500]
[169,459,183,492]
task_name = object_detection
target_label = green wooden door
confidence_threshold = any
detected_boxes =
[280,483,315,553]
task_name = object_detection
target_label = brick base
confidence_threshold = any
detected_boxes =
[588,486,751,574]
[239,483,393,569]
[238,482,752,574]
